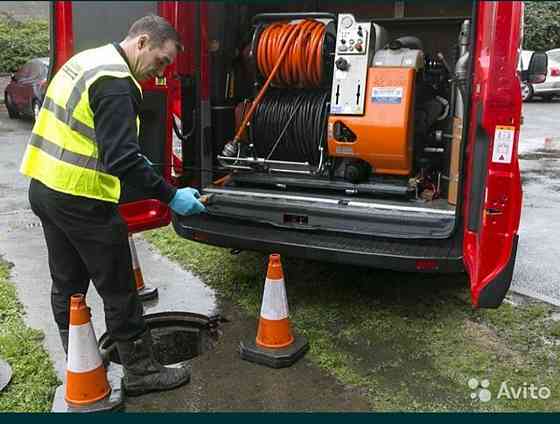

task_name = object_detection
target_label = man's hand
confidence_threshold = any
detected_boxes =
[169,187,206,215]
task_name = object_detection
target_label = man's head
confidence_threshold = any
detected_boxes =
[120,15,183,82]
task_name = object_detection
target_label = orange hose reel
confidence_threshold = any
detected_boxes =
[257,20,326,88]
[232,20,327,144]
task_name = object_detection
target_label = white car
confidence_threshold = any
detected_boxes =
[521,49,560,101]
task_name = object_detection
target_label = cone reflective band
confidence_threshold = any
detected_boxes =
[256,254,294,348]
[129,234,145,291]
[65,294,110,406]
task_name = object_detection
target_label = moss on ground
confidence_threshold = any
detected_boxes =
[145,227,560,412]
[0,259,59,412]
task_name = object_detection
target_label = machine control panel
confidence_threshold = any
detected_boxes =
[330,14,371,115]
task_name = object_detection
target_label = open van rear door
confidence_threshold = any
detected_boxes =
[50,1,176,233]
[463,1,524,308]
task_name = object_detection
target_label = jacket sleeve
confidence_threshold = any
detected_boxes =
[89,77,176,203]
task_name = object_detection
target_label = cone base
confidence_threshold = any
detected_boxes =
[51,364,124,413]
[137,286,158,302]
[240,333,309,369]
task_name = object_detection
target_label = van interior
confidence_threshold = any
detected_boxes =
[180,1,475,240]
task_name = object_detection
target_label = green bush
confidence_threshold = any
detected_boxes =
[524,2,560,51]
[0,14,49,74]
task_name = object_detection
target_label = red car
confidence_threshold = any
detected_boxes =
[4,57,49,121]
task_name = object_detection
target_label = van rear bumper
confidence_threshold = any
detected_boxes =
[173,214,465,273]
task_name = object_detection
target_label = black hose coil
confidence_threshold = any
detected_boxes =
[250,89,330,166]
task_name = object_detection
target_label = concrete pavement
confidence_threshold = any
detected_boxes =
[512,100,560,306]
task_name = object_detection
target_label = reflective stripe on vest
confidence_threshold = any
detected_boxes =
[20,44,142,203]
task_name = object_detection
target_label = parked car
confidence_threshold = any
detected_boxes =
[4,57,49,120]
[520,49,560,101]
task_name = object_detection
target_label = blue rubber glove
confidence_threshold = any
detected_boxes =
[169,187,206,216]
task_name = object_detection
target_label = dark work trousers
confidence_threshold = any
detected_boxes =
[28,178,146,341]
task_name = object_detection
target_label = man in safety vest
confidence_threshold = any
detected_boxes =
[20,15,202,396]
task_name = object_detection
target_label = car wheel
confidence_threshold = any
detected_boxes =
[4,92,20,119]
[521,83,534,102]
[32,99,41,122]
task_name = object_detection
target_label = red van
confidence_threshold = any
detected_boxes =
[49,1,546,309]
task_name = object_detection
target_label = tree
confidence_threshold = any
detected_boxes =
[524,1,560,51]
[0,13,49,74]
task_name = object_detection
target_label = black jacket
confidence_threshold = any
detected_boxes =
[88,43,176,204]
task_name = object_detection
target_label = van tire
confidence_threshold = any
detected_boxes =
[4,92,19,119]
[32,99,41,122]
[521,83,533,102]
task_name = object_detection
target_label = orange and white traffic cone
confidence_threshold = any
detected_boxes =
[240,254,309,368]
[129,234,158,301]
[51,294,124,412]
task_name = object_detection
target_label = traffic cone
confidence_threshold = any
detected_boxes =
[240,254,309,368]
[51,294,124,412]
[129,234,158,301]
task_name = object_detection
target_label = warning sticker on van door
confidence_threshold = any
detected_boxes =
[372,87,403,104]
[492,126,515,164]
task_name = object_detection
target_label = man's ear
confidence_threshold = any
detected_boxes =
[138,34,150,50]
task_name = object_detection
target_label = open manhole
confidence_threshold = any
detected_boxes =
[99,312,223,365]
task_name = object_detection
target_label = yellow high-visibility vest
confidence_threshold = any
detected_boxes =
[20,44,142,203]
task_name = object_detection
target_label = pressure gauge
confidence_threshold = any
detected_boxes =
[342,16,353,29]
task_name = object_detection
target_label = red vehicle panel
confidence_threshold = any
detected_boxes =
[463,1,524,307]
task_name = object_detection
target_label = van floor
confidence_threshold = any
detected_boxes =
[210,174,456,215]
[206,186,455,215]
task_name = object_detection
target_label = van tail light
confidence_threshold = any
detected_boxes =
[550,67,560,77]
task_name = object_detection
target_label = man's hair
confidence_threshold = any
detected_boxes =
[127,15,183,51]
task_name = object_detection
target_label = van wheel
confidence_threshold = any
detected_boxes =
[4,92,19,119]
[521,83,533,102]
[32,100,41,122]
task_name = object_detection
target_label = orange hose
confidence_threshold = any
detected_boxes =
[212,174,231,186]
[257,20,326,88]
[232,20,326,145]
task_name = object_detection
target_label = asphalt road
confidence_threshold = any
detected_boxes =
[513,98,560,306]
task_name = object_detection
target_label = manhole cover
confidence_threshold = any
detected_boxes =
[99,312,223,365]
[0,358,13,392]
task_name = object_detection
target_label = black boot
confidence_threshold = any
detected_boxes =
[116,330,191,397]
[59,329,69,355]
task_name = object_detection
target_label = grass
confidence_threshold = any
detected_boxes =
[0,259,59,412]
[145,227,560,412]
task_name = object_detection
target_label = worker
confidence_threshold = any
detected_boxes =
[19,15,202,396]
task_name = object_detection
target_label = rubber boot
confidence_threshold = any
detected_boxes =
[116,330,191,397]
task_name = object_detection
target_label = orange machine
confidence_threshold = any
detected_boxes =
[327,67,416,176]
